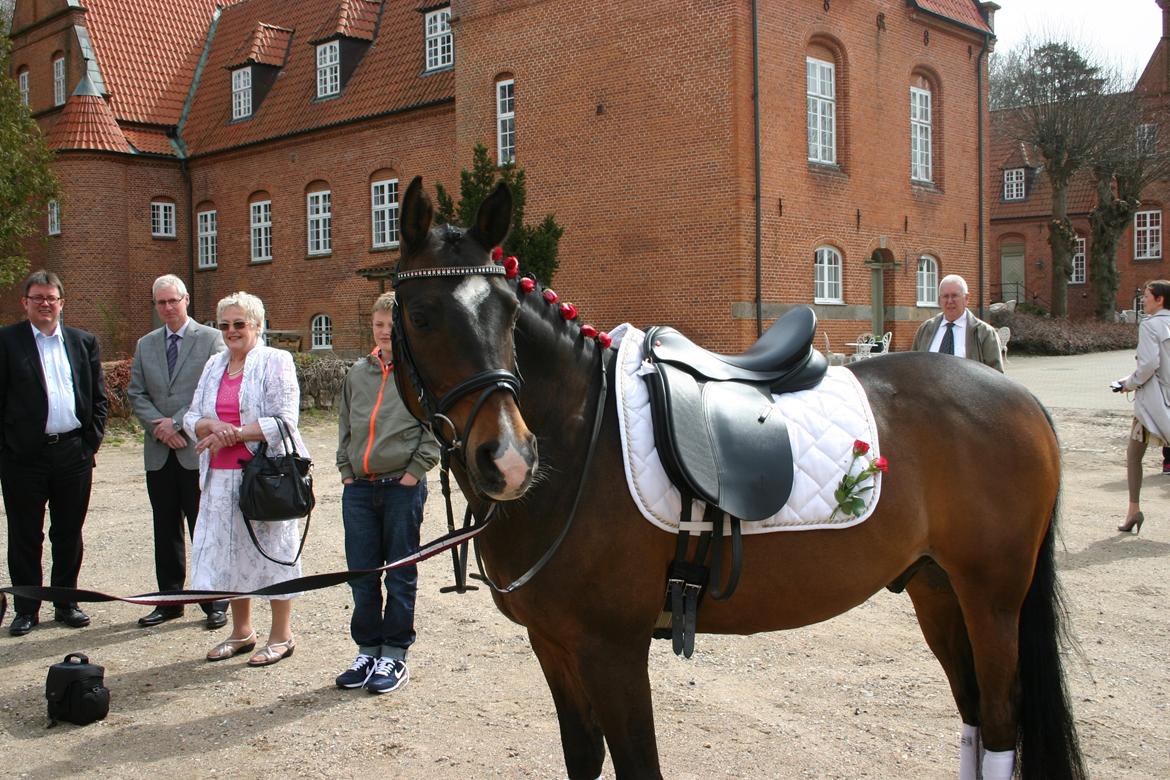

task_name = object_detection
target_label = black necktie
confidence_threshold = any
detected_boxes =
[166,333,180,377]
[939,322,955,355]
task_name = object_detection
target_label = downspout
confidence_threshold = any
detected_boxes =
[751,0,763,336]
[183,157,194,311]
[976,34,990,317]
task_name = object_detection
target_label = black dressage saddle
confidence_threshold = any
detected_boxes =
[643,306,828,522]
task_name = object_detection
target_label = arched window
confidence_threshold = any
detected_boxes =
[311,314,333,349]
[17,67,29,106]
[910,83,933,183]
[1071,236,1086,285]
[806,55,836,164]
[917,255,939,306]
[814,246,843,304]
[497,77,515,164]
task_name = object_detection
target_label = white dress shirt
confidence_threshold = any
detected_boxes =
[928,312,968,359]
[31,322,81,434]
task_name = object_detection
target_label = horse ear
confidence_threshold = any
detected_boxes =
[469,182,513,251]
[401,176,433,254]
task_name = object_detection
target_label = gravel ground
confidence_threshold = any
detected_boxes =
[0,408,1167,779]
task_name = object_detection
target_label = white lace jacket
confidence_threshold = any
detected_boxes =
[183,345,311,490]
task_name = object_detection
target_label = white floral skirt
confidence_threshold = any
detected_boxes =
[190,468,303,599]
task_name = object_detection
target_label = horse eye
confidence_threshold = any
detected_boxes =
[409,310,430,329]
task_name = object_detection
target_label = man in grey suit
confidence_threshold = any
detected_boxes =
[128,275,228,628]
[911,274,1004,373]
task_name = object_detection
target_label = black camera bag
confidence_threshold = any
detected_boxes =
[46,653,110,726]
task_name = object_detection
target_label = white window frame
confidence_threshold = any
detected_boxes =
[18,70,29,106]
[497,79,515,164]
[150,201,176,238]
[1135,210,1162,260]
[424,8,453,71]
[910,86,933,183]
[232,67,252,119]
[806,57,836,165]
[371,179,400,248]
[53,56,65,106]
[307,190,332,255]
[1137,123,1158,155]
[916,255,939,306]
[311,314,333,350]
[316,41,340,98]
[814,246,843,304]
[1070,236,1086,285]
[251,200,273,262]
[1003,168,1025,201]
[197,210,218,269]
[47,199,60,235]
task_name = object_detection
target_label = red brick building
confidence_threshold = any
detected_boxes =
[8,0,995,357]
[989,0,1170,319]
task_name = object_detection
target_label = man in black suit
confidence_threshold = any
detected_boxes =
[0,270,108,636]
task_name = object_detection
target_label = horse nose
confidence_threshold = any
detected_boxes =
[475,433,538,497]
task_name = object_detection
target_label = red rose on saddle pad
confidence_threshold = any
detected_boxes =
[831,441,887,522]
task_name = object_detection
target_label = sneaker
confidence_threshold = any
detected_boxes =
[335,653,377,689]
[365,657,409,694]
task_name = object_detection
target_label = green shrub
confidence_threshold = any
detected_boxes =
[293,351,352,410]
[992,311,1138,355]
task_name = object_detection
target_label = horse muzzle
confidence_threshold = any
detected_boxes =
[471,416,539,501]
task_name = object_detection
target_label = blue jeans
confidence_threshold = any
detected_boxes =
[342,478,427,659]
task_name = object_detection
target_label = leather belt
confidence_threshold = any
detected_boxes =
[356,473,401,484]
[45,429,82,445]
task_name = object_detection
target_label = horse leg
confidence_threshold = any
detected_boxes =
[573,636,662,780]
[530,630,607,780]
[904,563,982,780]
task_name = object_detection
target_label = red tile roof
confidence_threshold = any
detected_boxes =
[228,23,295,69]
[122,127,175,155]
[46,87,132,153]
[81,0,224,126]
[990,109,1097,222]
[911,0,992,34]
[181,0,453,157]
[311,0,382,44]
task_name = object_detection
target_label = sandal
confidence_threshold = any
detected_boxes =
[247,637,296,667]
[206,631,257,662]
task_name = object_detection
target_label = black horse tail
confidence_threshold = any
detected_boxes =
[1017,403,1086,779]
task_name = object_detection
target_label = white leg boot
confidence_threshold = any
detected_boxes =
[980,749,1014,780]
[959,723,980,780]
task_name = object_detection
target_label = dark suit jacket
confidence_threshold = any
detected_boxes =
[0,320,108,458]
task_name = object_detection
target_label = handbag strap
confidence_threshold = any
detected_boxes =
[242,511,311,567]
[270,416,301,458]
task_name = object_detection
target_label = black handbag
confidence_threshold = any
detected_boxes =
[238,416,314,566]
[46,653,110,726]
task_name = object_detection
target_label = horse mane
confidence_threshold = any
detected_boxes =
[510,273,608,357]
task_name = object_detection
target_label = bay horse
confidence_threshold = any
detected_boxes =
[390,176,1084,780]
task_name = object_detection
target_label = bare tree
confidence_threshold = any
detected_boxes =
[1087,91,1170,319]
[992,40,1121,316]
[1,0,14,33]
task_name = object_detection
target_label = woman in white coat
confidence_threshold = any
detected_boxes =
[183,291,310,665]
[1117,279,1170,533]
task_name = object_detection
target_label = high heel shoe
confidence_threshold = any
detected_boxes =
[1117,511,1145,534]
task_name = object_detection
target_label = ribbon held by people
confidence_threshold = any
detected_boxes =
[0,515,492,626]
[830,440,889,521]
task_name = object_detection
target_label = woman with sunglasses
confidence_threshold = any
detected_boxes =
[183,291,309,665]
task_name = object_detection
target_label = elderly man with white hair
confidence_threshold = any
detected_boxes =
[911,274,1003,372]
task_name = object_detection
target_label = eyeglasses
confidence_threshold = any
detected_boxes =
[155,297,186,307]
[25,295,61,304]
[217,320,251,331]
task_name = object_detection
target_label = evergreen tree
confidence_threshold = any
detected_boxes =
[0,30,58,289]
[436,144,563,285]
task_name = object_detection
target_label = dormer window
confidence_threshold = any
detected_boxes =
[425,8,452,71]
[53,56,66,106]
[232,67,252,119]
[316,41,340,98]
[1003,168,1025,201]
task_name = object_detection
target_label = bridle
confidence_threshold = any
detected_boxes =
[391,263,521,464]
[391,259,610,595]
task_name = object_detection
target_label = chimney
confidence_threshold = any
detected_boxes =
[979,2,1000,33]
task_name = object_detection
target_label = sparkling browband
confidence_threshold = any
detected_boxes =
[393,264,507,285]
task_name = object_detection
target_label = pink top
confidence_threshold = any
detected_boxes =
[211,371,252,470]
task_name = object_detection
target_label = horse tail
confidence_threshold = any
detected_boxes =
[1017,403,1086,779]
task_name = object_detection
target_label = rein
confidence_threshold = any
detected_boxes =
[392,262,610,594]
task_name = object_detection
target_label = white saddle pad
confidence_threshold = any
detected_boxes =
[610,324,883,534]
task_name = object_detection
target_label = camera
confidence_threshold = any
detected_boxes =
[1110,381,1124,393]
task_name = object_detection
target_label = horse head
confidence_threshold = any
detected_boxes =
[391,176,538,501]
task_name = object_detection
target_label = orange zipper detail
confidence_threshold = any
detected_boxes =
[361,351,391,476]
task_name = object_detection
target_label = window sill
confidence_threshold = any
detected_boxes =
[152,235,178,241]
[197,264,218,272]
[370,243,400,253]
[813,299,845,306]
[1134,256,1163,263]
[310,345,334,351]
[306,252,333,260]
[808,162,846,178]
[422,64,454,77]
[917,302,939,308]
[912,181,942,195]
[250,258,273,266]
[47,232,61,238]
